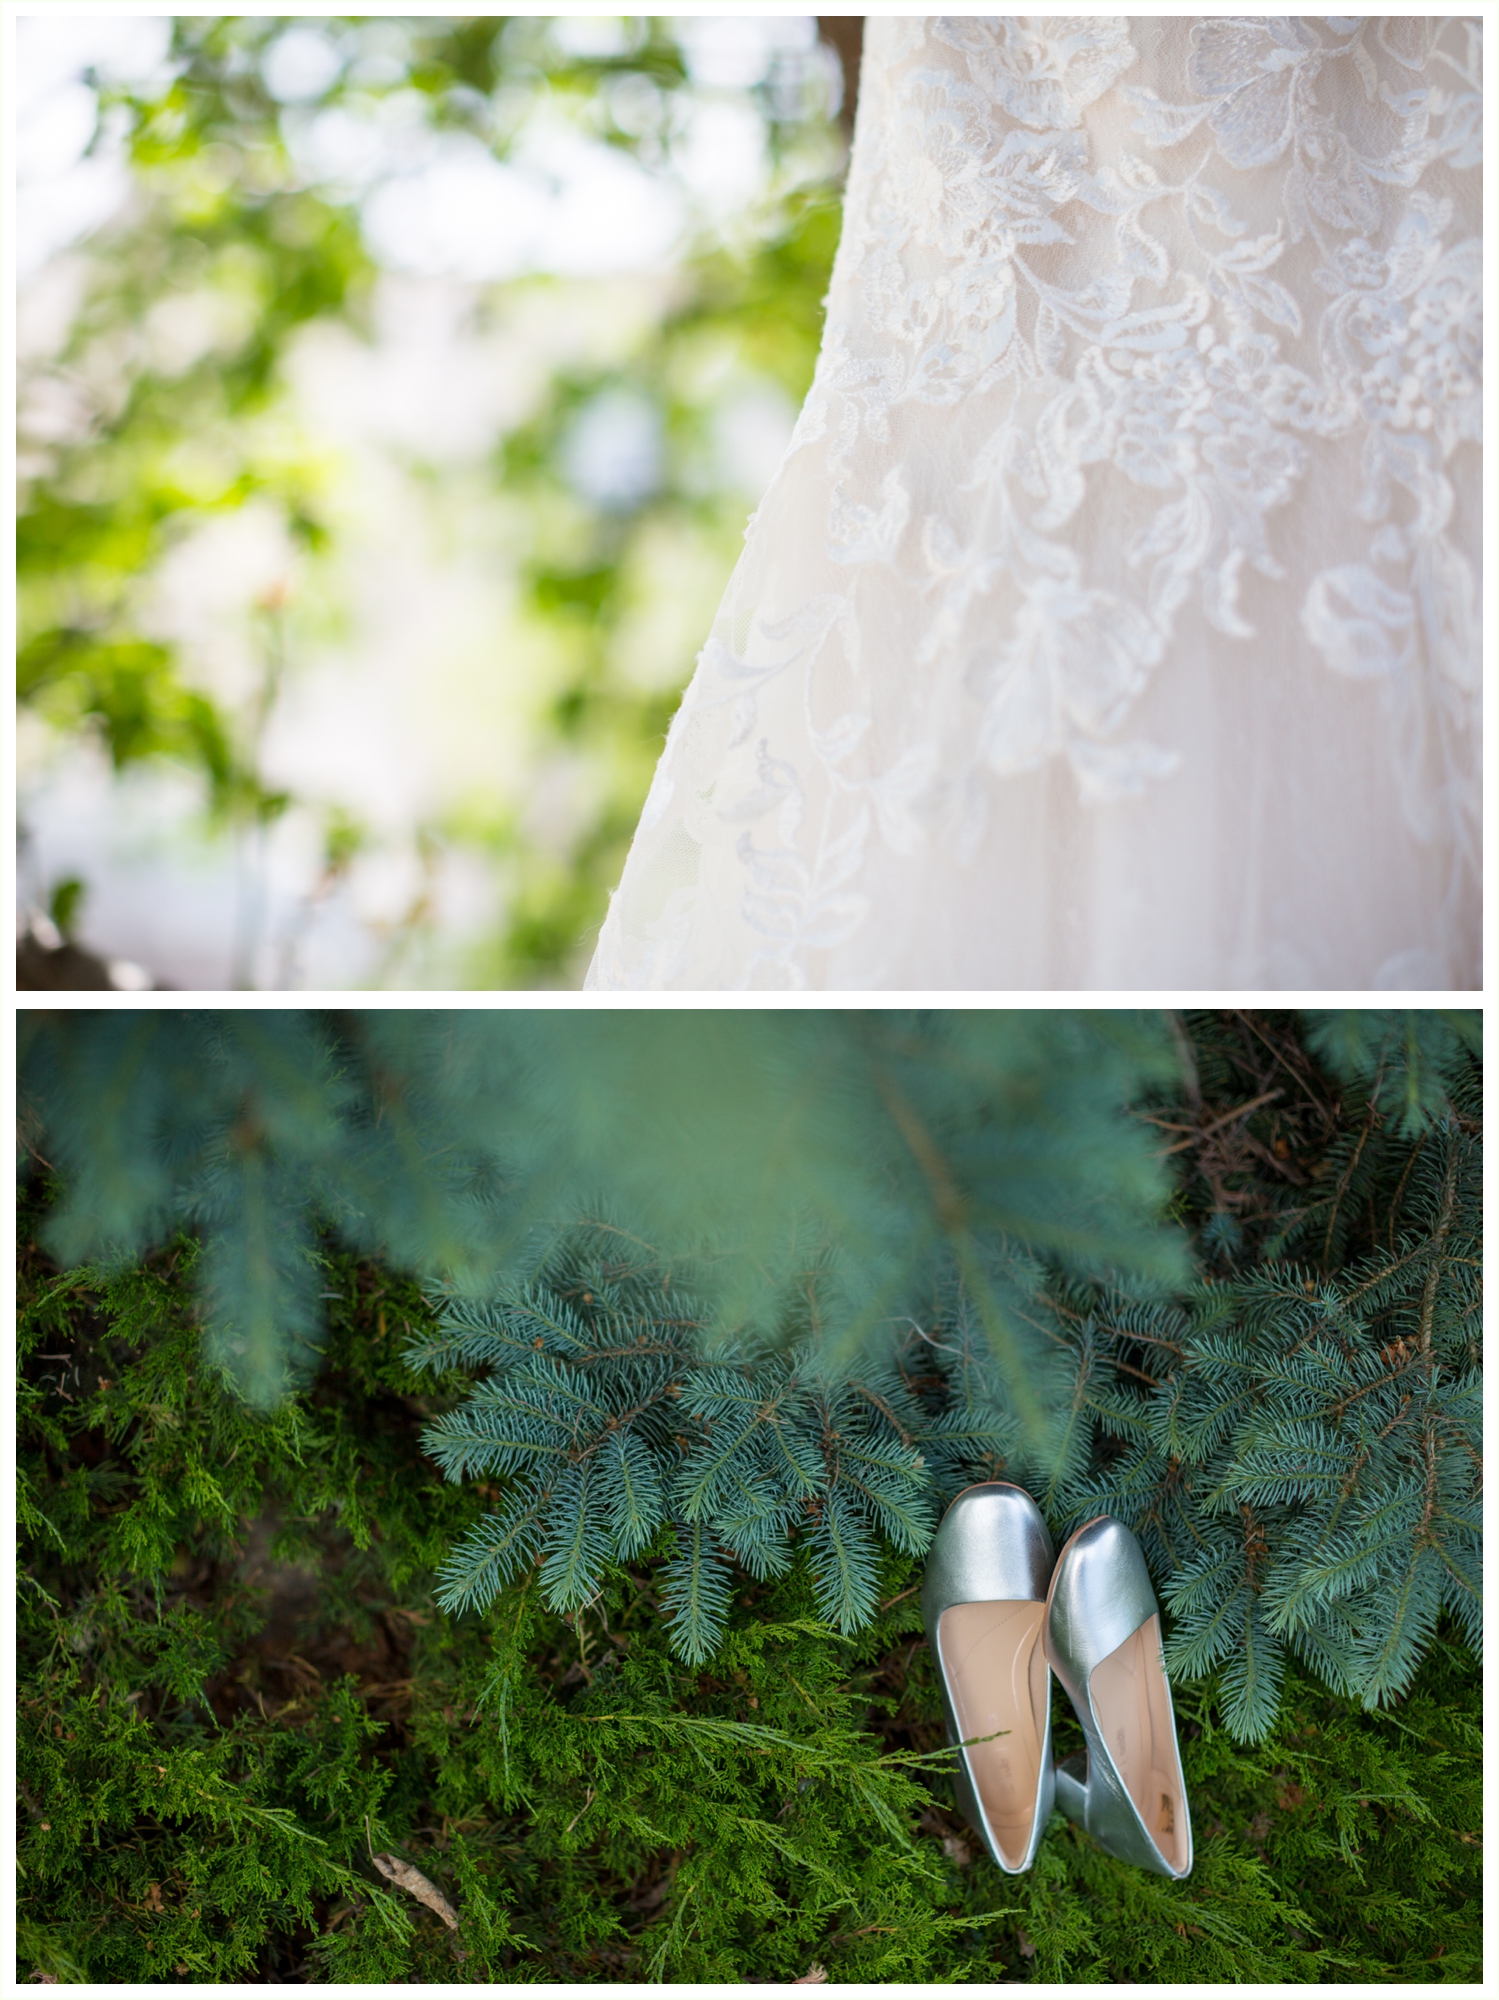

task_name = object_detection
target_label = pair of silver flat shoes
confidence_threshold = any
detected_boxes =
[922,1482,1192,1879]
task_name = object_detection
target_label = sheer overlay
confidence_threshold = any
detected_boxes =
[587,17,1482,990]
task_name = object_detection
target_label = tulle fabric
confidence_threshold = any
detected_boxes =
[588,17,1482,991]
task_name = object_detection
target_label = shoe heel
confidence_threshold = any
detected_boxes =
[1054,1748,1087,1825]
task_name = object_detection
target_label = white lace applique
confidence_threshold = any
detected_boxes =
[588,17,1481,991]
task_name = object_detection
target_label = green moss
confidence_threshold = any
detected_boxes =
[17,1195,1479,1983]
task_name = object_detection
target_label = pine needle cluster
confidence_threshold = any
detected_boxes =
[414,1010,1479,1738]
[412,1238,1020,1660]
[1052,1112,1479,1736]
[17,1006,1480,1749]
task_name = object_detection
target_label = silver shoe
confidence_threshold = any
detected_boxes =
[921,1481,1055,1873]
[1044,1515,1193,1879]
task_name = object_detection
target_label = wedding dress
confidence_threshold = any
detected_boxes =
[587,17,1481,991]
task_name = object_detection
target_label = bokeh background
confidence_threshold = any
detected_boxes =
[16,13,862,989]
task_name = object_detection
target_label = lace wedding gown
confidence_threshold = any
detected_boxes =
[587,17,1481,991]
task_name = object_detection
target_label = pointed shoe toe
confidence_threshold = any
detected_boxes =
[1044,1516,1193,1880]
[921,1482,1056,1874]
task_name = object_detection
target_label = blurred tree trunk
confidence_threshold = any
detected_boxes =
[818,16,864,133]
[17,932,115,989]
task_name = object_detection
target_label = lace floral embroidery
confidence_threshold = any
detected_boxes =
[589,17,1481,990]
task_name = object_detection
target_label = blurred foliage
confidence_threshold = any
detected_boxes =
[17,1007,1185,1409]
[17,1028,1481,1981]
[17,15,847,985]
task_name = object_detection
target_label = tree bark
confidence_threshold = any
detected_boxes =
[817,16,863,133]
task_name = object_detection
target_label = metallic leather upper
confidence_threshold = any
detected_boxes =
[920,1483,1055,1630]
[1044,1515,1159,1695]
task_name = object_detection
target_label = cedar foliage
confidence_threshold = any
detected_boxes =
[16,1009,1482,1982]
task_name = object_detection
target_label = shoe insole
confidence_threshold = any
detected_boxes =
[1087,1613,1184,1870]
[938,1599,1048,1869]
